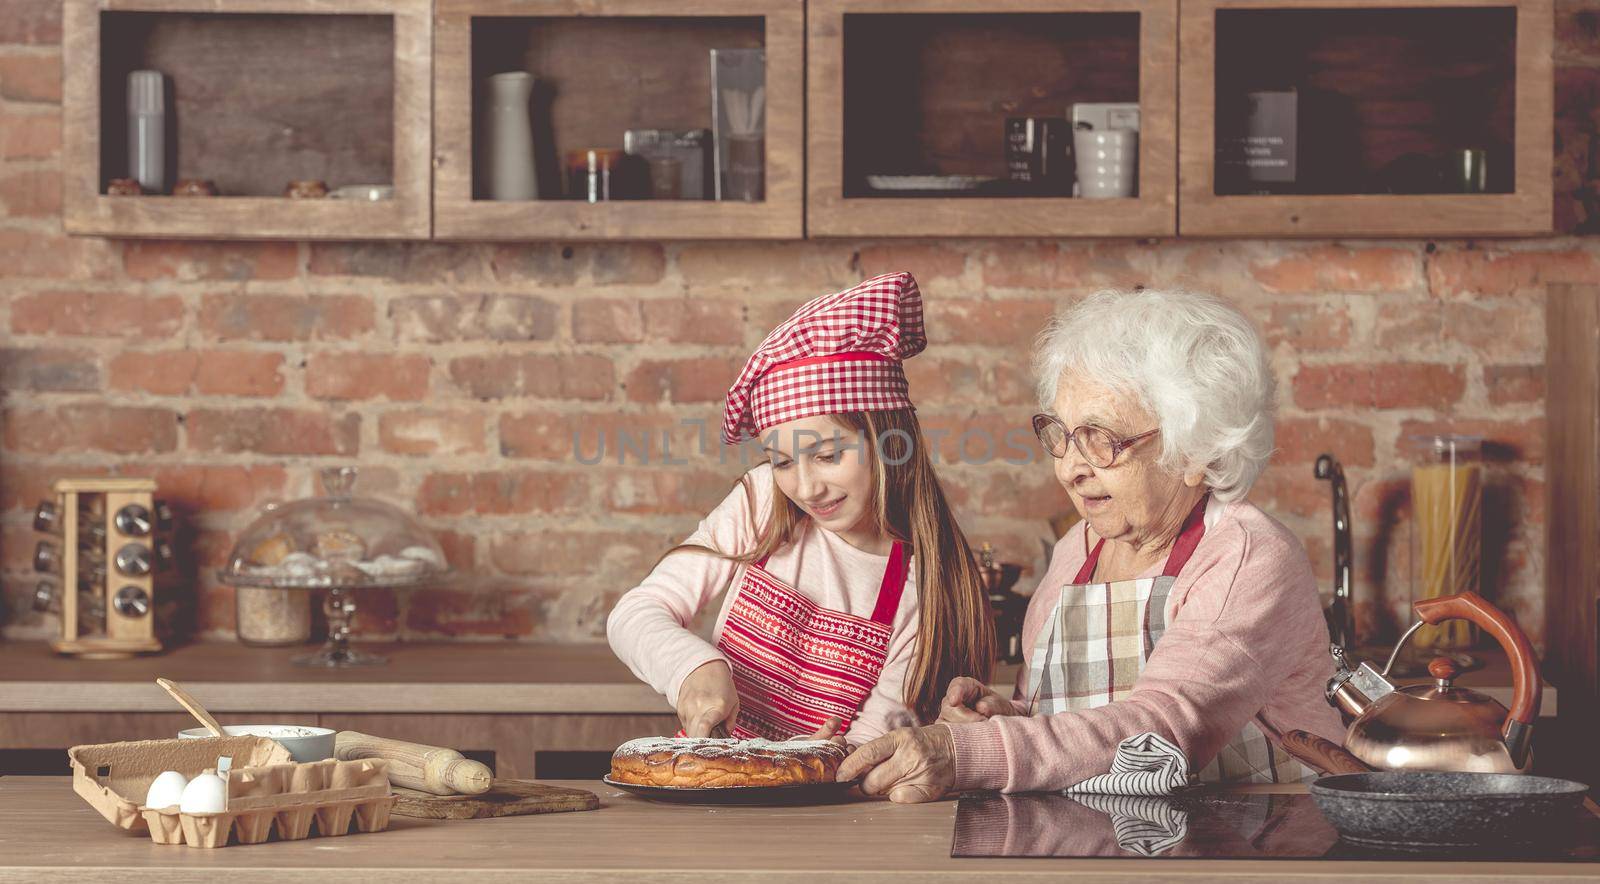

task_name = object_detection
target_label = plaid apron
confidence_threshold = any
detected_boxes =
[715,541,908,740]
[1025,497,1314,784]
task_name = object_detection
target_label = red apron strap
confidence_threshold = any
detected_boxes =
[868,542,909,625]
[1073,540,1105,584]
[1160,494,1210,578]
[756,543,907,625]
[1069,495,1210,584]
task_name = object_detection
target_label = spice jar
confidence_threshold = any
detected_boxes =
[173,178,218,197]
[565,148,622,202]
[284,179,329,199]
[648,155,683,199]
[235,586,312,647]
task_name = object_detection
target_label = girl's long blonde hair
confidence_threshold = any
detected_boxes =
[664,408,994,724]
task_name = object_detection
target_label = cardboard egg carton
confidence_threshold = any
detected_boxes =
[68,736,396,848]
[70,735,291,831]
[142,757,395,848]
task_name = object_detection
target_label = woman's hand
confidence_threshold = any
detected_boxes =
[836,724,957,803]
[676,660,739,737]
[802,715,848,746]
[937,677,1027,724]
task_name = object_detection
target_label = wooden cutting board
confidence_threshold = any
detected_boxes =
[391,779,600,819]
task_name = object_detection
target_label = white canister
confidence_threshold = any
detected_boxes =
[483,72,538,201]
[127,70,166,194]
[1073,128,1138,199]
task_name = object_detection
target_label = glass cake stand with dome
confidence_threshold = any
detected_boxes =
[218,466,451,667]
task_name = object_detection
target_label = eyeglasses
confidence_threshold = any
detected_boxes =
[1031,414,1159,468]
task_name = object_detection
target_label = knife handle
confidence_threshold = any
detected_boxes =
[334,731,492,795]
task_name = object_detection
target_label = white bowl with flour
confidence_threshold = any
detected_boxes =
[178,724,335,762]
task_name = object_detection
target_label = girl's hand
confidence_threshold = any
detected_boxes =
[677,660,740,738]
[836,725,956,803]
[801,715,847,746]
[937,676,1026,724]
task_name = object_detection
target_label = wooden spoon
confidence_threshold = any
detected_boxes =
[156,677,226,737]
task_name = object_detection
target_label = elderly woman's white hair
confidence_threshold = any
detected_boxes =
[1032,288,1275,502]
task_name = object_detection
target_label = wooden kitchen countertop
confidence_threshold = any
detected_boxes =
[0,641,672,714]
[0,641,1555,716]
[3,778,1597,882]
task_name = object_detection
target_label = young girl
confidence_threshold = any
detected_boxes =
[606,271,994,745]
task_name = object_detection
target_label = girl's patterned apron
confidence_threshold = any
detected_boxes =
[716,541,908,740]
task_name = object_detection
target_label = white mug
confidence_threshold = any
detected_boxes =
[1073,128,1138,199]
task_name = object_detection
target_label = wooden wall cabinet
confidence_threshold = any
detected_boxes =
[62,0,433,240]
[431,0,803,240]
[1178,0,1553,237]
[806,0,1177,238]
[61,0,1557,241]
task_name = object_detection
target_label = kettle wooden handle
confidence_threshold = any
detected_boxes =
[1280,729,1373,776]
[334,731,492,796]
[1412,591,1541,729]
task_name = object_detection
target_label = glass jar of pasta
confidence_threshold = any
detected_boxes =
[1407,434,1484,651]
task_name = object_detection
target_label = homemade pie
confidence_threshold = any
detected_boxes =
[609,736,848,788]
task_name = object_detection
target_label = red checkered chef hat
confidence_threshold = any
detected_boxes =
[722,271,926,445]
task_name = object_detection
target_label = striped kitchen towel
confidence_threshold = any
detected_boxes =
[1064,732,1193,796]
[1069,793,1190,857]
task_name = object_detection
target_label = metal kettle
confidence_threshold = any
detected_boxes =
[1326,591,1542,774]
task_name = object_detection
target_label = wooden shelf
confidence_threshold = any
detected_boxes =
[806,0,1177,238]
[432,0,803,241]
[62,0,432,240]
[1178,0,1553,237]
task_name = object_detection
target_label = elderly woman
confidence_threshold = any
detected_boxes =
[838,288,1346,802]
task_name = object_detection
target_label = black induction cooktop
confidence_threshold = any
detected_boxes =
[951,790,1600,862]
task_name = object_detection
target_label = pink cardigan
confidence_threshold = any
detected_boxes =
[946,497,1347,792]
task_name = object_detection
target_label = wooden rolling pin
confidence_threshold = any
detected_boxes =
[334,731,493,796]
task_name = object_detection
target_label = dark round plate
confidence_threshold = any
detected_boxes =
[601,776,860,806]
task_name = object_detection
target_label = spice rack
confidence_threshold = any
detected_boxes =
[33,478,170,658]
[62,0,432,240]
[431,0,804,240]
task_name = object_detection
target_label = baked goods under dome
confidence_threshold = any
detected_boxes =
[218,466,449,590]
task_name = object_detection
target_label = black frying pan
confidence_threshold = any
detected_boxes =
[1282,729,1592,851]
[1308,771,1590,851]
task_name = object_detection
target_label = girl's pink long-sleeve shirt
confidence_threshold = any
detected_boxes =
[945,497,1347,792]
[606,464,920,746]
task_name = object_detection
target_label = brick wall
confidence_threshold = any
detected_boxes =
[4,1,1599,650]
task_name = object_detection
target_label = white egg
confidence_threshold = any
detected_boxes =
[144,770,188,809]
[178,772,227,814]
